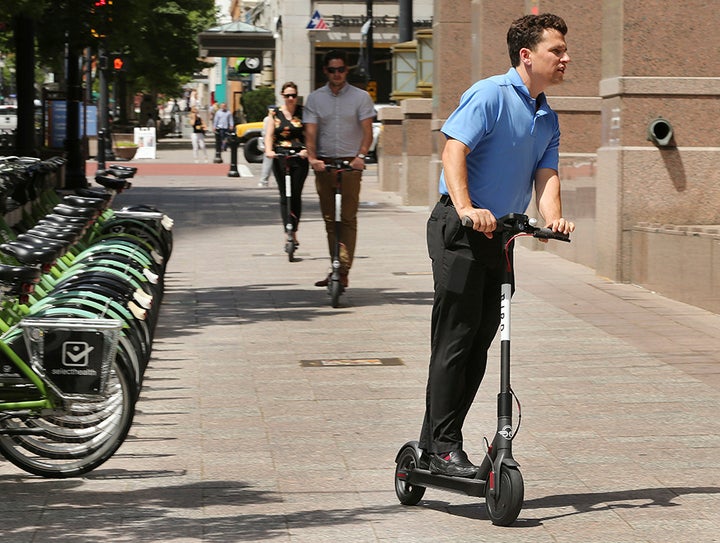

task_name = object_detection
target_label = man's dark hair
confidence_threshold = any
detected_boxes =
[507,13,567,67]
[322,49,347,67]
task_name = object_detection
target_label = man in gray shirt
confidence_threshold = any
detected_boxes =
[213,102,234,152]
[304,50,375,289]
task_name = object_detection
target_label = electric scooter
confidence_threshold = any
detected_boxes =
[324,160,355,308]
[394,213,570,526]
[276,148,301,262]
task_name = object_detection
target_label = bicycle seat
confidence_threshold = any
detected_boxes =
[38,213,90,226]
[52,203,99,219]
[76,187,112,201]
[108,164,138,178]
[95,175,131,192]
[0,242,60,266]
[63,194,107,210]
[0,263,41,287]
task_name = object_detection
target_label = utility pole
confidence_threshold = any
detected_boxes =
[366,0,373,81]
[64,32,87,189]
[399,0,413,43]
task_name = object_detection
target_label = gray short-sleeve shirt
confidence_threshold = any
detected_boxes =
[303,83,375,158]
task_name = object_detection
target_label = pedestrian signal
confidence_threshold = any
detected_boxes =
[109,53,128,72]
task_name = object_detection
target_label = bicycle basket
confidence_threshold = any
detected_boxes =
[20,318,122,400]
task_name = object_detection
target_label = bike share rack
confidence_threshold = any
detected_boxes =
[0,155,173,477]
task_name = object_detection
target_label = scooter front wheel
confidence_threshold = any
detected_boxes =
[285,240,295,262]
[394,445,426,505]
[485,466,524,526]
[330,279,342,308]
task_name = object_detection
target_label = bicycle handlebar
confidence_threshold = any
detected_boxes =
[462,213,571,242]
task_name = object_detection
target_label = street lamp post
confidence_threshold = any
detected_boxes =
[366,0,373,81]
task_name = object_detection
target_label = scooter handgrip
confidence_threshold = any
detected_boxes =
[461,216,474,228]
[534,228,571,242]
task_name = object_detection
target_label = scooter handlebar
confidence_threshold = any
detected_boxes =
[324,160,354,172]
[461,214,571,242]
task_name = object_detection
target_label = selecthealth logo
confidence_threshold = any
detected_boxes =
[62,341,95,367]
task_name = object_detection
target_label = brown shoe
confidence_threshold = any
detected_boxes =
[314,274,331,287]
[314,273,349,288]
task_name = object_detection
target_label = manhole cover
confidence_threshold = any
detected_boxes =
[300,357,404,367]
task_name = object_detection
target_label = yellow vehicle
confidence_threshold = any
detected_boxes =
[235,121,264,163]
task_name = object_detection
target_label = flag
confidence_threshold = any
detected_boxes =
[307,10,329,30]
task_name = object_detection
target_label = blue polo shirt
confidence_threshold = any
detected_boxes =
[438,68,560,217]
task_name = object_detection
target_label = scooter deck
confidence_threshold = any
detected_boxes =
[402,468,487,498]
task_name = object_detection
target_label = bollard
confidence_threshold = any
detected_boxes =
[227,133,240,177]
[97,128,107,170]
[213,130,223,163]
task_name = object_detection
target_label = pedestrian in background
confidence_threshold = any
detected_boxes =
[213,102,234,153]
[419,13,575,478]
[189,106,208,163]
[303,50,375,290]
[264,82,309,249]
[257,113,273,187]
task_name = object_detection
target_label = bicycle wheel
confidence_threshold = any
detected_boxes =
[0,355,136,478]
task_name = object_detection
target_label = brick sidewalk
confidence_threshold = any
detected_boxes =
[3,150,720,542]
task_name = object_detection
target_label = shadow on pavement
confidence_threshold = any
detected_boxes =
[0,476,407,542]
[153,283,433,337]
[422,485,720,525]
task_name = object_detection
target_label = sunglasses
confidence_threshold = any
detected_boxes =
[282,93,297,98]
[326,66,347,74]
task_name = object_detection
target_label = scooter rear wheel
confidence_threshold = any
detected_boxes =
[394,446,426,505]
[485,466,524,526]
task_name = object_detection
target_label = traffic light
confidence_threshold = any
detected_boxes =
[90,0,113,39]
[109,53,128,72]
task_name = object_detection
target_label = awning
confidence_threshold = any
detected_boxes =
[198,20,275,57]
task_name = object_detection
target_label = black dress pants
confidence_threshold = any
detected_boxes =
[419,200,510,454]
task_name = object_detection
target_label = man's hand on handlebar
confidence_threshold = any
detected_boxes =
[538,217,575,243]
[458,208,497,239]
[349,156,366,171]
[310,158,326,172]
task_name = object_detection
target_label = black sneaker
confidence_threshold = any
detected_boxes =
[429,450,479,478]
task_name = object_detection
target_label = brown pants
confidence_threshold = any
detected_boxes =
[314,167,362,275]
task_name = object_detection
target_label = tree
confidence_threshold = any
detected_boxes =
[102,1,216,101]
[1,0,216,107]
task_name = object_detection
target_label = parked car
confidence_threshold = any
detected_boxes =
[235,121,265,163]
[0,105,18,131]
[367,103,395,163]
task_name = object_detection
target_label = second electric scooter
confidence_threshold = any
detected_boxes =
[394,213,570,526]
[275,148,301,262]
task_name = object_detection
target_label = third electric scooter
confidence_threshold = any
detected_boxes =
[394,213,570,526]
